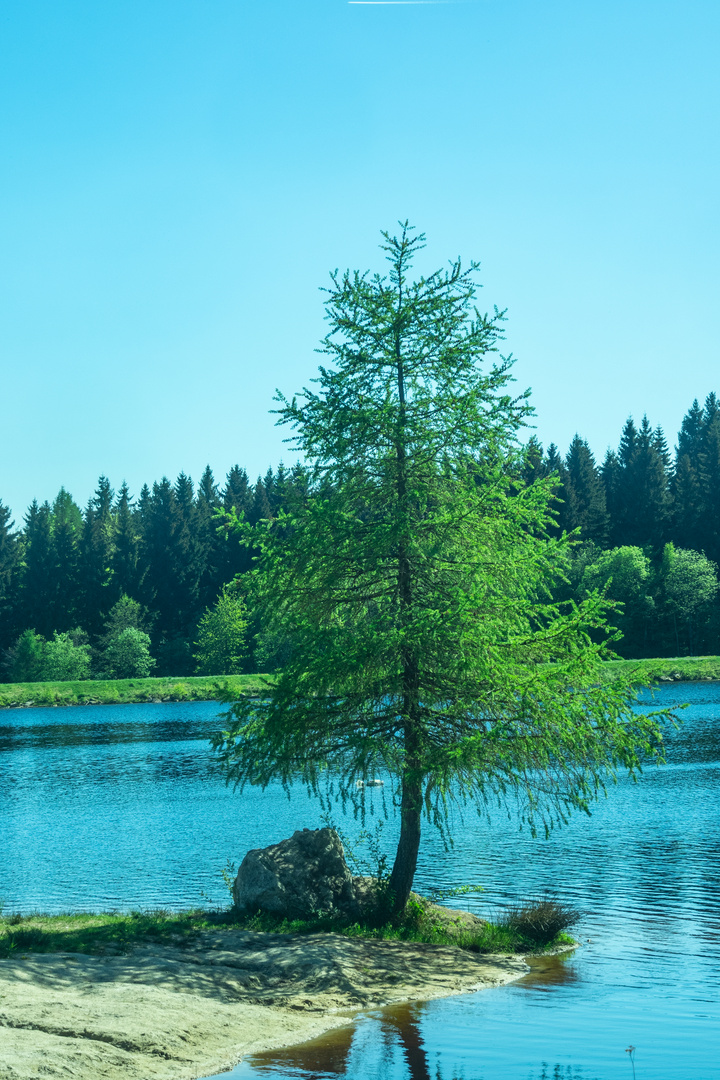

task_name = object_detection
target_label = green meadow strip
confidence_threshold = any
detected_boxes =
[0,674,272,708]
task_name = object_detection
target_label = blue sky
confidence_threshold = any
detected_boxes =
[2,0,719,520]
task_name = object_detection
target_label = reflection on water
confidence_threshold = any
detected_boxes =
[2,683,720,1077]
[214,957,592,1080]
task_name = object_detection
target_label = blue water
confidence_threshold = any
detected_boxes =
[1,683,719,1078]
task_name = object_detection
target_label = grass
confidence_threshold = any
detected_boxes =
[0,674,271,709]
[0,897,579,959]
[602,655,720,685]
[1,656,719,709]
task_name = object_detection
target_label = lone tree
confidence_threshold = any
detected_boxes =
[214,224,668,913]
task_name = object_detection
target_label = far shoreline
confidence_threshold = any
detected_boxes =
[1,657,719,709]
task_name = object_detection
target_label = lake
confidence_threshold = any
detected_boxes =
[1,683,718,1079]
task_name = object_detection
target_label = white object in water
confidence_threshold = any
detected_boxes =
[355,778,384,788]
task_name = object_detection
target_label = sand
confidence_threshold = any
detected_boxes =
[0,927,528,1079]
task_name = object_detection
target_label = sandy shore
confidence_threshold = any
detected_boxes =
[0,927,528,1079]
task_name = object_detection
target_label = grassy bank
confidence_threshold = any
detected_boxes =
[0,674,270,709]
[2,655,718,708]
[603,655,720,684]
[0,901,576,959]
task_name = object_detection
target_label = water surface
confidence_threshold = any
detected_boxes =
[1,683,718,1078]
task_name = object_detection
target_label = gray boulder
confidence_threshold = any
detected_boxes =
[233,827,359,919]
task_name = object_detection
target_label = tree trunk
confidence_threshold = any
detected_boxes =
[388,758,423,913]
[388,251,423,915]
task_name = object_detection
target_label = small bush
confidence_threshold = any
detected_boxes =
[498,896,581,947]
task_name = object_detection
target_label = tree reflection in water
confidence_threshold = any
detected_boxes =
[240,977,598,1080]
[244,1001,441,1080]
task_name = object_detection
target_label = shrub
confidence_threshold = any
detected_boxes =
[194,587,248,675]
[100,628,155,679]
[42,631,92,681]
[498,896,581,947]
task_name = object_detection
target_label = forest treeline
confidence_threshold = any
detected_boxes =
[1,393,720,678]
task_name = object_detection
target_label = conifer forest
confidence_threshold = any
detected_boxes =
[2,392,720,679]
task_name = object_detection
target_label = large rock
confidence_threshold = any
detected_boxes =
[233,827,359,919]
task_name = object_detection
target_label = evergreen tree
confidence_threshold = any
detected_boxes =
[219,466,253,582]
[698,410,720,565]
[196,465,224,609]
[112,483,142,600]
[560,436,608,543]
[677,398,704,460]
[99,594,150,644]
[215,224,667,912]
[0,501,20,652]
[521,437,547,486]
[49,488,83,631]
[173,472,204,628]
[5,629,46,682]
[248,476,273,525]
[606,417,671,549]
[21,501,55,637]
[78,477,117,634]
[601,448,622,546]
[223,466,251,515]
[140,477,181,637]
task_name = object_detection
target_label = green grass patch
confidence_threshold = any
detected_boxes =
[0,898,577,958]
[2,658,719,710]
[0,909,226,957]
[602,656,720,685]
[0,674,272,709]
[2,658,719,709]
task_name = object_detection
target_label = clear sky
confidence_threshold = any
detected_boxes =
[2,0,719,521]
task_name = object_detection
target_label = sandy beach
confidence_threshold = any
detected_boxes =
[0,927,528,1079]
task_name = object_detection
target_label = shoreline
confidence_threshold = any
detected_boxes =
[0,926,531,1080]
[2,657,720,710]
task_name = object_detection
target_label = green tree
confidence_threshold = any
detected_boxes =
[42,631,92,681]
[660,544,719,655]
[112,483,142,600]
[49,488,83,631]
[5,629,46,682]
[78,477,116,634]
[581,546,655,657]
[0,500,21,652]
[194,585,248,675]
[21,501,55,637]
[101,593,148,639]
[607,417,671,550]
[557,435,608,543]
[698,408,720,566]
[100,627,155,679]
[214,225,668,913]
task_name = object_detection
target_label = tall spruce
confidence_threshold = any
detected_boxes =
[140,478,182,638]
[196,465,224,609]
[112,483,142,600]
[21,501,55,637]
[49,489,83,631]
[606,417,671,549]
[698,405,720,565]
[0,501,21,652]
[673,398,704,550]
[79,478,116,634]
[560,436,608,543]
